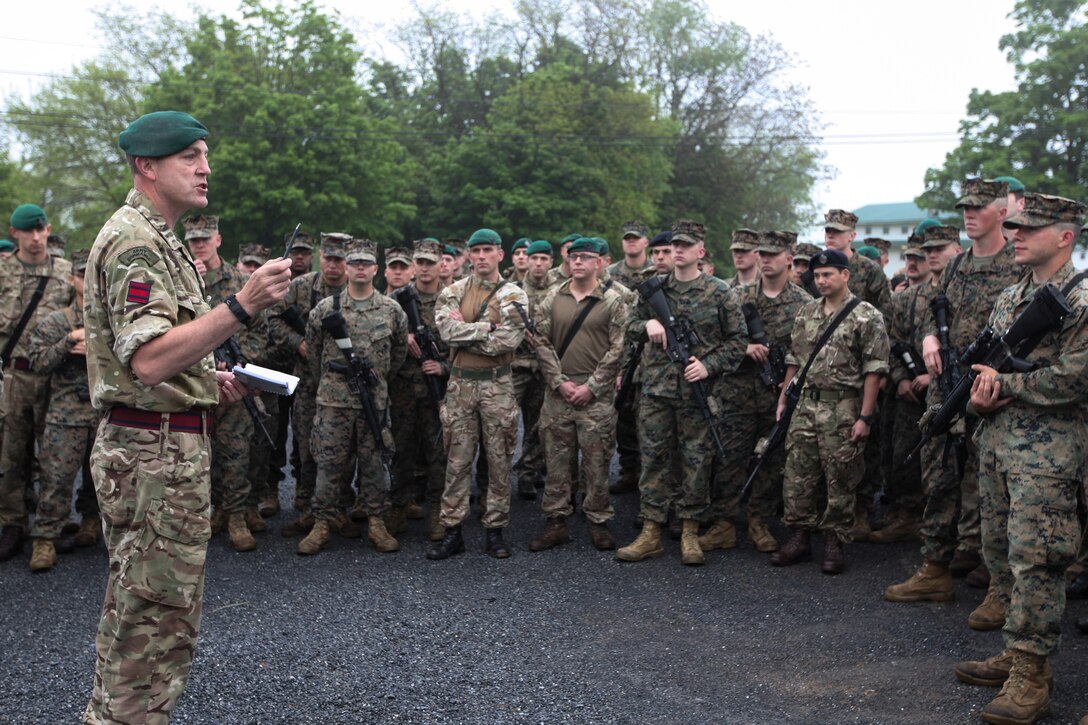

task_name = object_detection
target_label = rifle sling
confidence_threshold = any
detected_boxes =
[556,297,600,360]
[792,298,862,395]
[1,275,50,366]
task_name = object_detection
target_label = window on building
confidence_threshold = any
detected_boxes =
[865,226,872,234]
[902,225,909,234]
[883,225,890,234]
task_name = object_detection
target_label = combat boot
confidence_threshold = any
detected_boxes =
[884,560,954,603]
[74,516,100,547]
[367,516,400,553]
[680,519,704,566]
[848,503,871,542]
[428,507,445,542]
[427,525,465,560]
[210,509,228,536]
[868,510,920,544]
[747,517,779,553]
[667,513,682,541]
[616,520,664,562]
[821,535,844,575]
[349,498,367,522]
[588,522,615,551]
[244,506,267,533]
[297,519,331,555]
[968,584,1006,631]
[258,492,280,517]
[770,529,811,567]
[609,474,638,495]
[281,512,315,538]
[405,501,424,520]
[949,548,981,577]
[529,517,570,552]
[333,512,362,539]
[485,528,511,559]
[29,538,56,572]
[955,649,1053,689]
[517,477,537,501]
[980,651,1051,725]
[697,519,736,551]
[384,506,408,536]
[227,512,257,552]
[967,562,991,589]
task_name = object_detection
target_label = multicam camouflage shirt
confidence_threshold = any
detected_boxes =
[27,303,97,427]
[0,251,72,363]
[887,281,937,385]
[628,272,747,400]
[85,189,217,412]
[435,276,528,367]
[730,279,810,384]
[847,252,891,316]
[201,261,267,367]
[785,293,890,391]
[974,261,1088,476]
[306,290,408,411]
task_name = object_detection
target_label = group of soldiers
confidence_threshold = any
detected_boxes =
[2,171,1088,724]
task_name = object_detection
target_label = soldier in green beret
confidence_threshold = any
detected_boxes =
[505,237,531,283]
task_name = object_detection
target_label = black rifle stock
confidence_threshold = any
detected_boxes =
[891,341,923,380]
[213,336,275,447]
[614,341,644,410]
[741,302,786,391]
[741,377,799,494]
[393,285,447,409]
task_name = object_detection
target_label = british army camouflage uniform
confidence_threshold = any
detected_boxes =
[304,239,408,550]
[510,263,552,495]
[781,278,889,541]
[533,267,628,529]
[0,238,73,537]
[434,250,528,531]
[920,181,1021,570]
[83,188,217,724]
[26,250,99,547]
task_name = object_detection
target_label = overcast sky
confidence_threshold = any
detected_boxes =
[1,0,1019,218]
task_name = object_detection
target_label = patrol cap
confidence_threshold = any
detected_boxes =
[993,175,1025,193]
[569,237,603,255]
[755,230,795,254]
[1003,192,1086,229]
[914,218,941,236]
[856,245,880,262]
[810,249,850,270]
[903,244,926,259]
[239,243,269,265]
[792,242,822,262]
[118,111,208,158]
[620,220,650,239]
[955,178,1008,208]
[70,248,91,272]
[346,238,377,264]
[648,230,672,248]
[184,214,218,241]
[467,228,502,248]
[671,219,705,245]
[511,237,531,252]
[10,204,48,230]
[47,233,66,258]
[527,240,554,257]
[824,209,858,231]
[319,232,352,258]
[413,238,442,262]
[921,225,961,248]
[287,230,314,251]
[865,237,891,254]
[730,228,760,251]
[385,246,413,266]
[0,240,14,253]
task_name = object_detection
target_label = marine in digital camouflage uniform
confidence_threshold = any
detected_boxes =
[529,237,627,551]
[770,249,889,575]
[429,229,527,560]
[606,221,654,288]
[0,203,74,563]
[298,238,408,556]
[725,228,761,289]
[81,111,291,724]
[953,193,1088,725]
[616,220,747,567]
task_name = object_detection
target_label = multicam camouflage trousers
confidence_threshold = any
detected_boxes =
[0,368,48,527]
[210,399,253,514]
[782,396,864,540]
[439,371,519,529]
[537,388,614,524]
[637,393,713,524]
[31,423,95,540]
[978,445,1081,656]
[84,415,211,725]
[311,404,392,521]
[919,416,981,564]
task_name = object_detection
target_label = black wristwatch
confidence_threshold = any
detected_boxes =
[489,322,497,333]
[225,294,251,325]
[858,412,875,425]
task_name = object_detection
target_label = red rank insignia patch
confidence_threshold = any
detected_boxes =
[126,281,152,304]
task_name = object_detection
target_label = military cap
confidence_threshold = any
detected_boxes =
[118,111,208,158]
[320,232,352,258]
[792,242,822,262]
[10,203,48,230]
[810,249,850,270]
[0,240,14,253]
[993,175,1025,193]
[511,237,531,252]
[671,219,705,245]
[346,238,377,264]
[648,230,672,248]
[446,238,467,254]
[914,218,941,236]
[1003,192,1086,229]
[856,245,881,262]
[755,231,795,254]
[824,209,858,231]
[527,240,554,257]
[921,225,961,248]
[903,244,925,259]
[865,237,891,254]
[730,228,760,251]
[560,233,583,245]
[47,232,66,258]
[70,248,91,272]
[620,220,650,239]
[955,178,1008,208]
[569,237,603,255]
[183,214,218,241]
[385,246,413,266]
[239,243,269,265]
[413,238,442,263]
[287,230,315,251]
[467,228,502,248]
[442,244,459,257]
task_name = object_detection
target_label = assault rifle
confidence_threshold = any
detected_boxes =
[511,301,536,351]
[214,336,275,447]
[904,282,1073,464]
[891,342,923,380]
[277,223,308,335]
[393,285,447,409]
[636,275,728,460]
[320,310,394,491]
[741,302,787,391]
[614,341,644,410]
[930,293,965,470]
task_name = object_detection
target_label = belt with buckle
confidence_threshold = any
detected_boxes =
[804,388,859,402]
[108,406,214,434]
[451,364,512,381]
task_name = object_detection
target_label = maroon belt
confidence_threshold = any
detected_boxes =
[3,357,32,371]
[108,406,213,434]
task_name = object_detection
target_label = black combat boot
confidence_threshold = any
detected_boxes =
[485,528,511,559]
[0,525,25,562]
[426,525,465,560]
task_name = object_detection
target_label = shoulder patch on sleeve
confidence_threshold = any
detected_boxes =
[117,247,161,268]
[126,281,152,304]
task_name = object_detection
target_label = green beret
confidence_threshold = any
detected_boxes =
[118,111,209,158]
[914,218,941,236]
[511,237,531,252]
[526,240,554,257]
[856,245,881,262]
[10,204,48,230]
[993,175,1025,193]
[569,237,602,255]
[560,233,582,245]
[0,240,15,252]
[467,228,502,248]
[443,244,459,256]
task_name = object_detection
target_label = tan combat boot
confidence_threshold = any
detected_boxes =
[405,501,424,520]
[884,560,955,603]
[747,517,779,553]
[680,519,704,566]
[615,520,665,562]
[955,649,1053,689]
[258,492,280,517]
[74,516,100,547]
[428,507,445,542]
[968,583,1006,631]
[697,519,736,551]
[333,511,363,539]
[227,512,257,552]
[210,509,228,536]
[980,651,1051,725]
[281,511,315,538]
[244,506,267,533]
[368,516,400,553]
[528,518,570,552]
[297,519,331,555]
[848,502,871,542]
[384,505,407,536]
[868,510,920,544]
[29,538,56,572]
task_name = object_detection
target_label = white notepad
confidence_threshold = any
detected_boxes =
[231,364,299,396]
